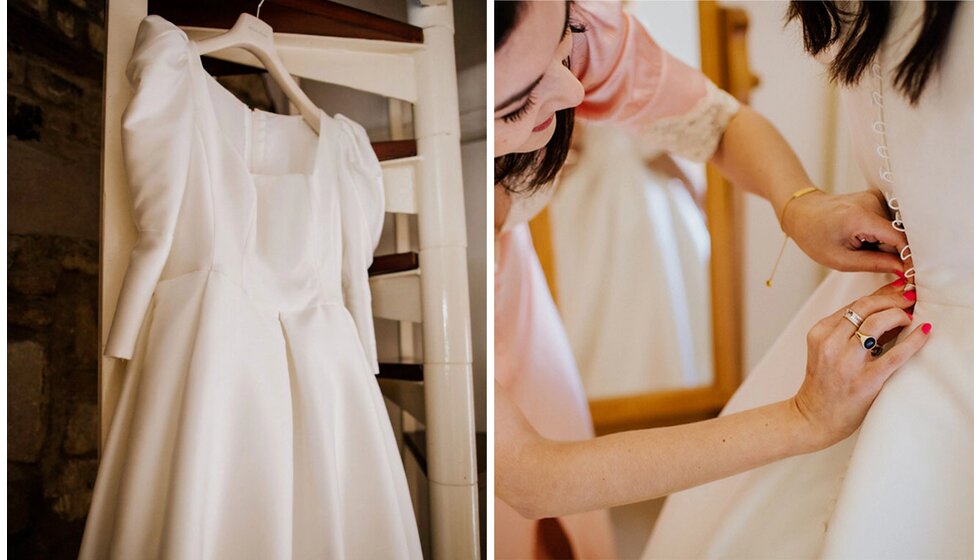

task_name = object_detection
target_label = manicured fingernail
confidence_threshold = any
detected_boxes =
[903,290,917,301]
[906,311,913,319]
[891,277,907,287]
[922,323,932,334]
[894,270,905,277]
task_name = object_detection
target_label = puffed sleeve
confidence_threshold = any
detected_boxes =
[103,16,195,360]
[570,1,741,162]
[334,114,385,374]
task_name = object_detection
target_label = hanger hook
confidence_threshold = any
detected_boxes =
[256,0,266,19]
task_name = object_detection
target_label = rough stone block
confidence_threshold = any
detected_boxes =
[8,340,48,463]
[8,256,60,297]
[87,21,105,55]
[26,64,82,106]
[60,251,98,275]
[7,462,37,534]
[72,302,98,366]
[8,304,54,329]
[8,52,26,86]
[44,458,98,521]
[22,0,49,16]
[54,10,77,40]
[8,96,43,142]
[64,402,98,455]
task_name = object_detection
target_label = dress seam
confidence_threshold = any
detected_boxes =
[156,267,345,311]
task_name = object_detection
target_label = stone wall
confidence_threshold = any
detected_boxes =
[8,236,100,558]
[9,0,106,556]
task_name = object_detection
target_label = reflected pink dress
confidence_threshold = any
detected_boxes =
[494,3,740,558]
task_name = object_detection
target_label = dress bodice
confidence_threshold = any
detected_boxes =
[104,15,385,374]
[836,0,973,308]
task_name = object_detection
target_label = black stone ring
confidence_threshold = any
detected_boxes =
[854,330,878,352]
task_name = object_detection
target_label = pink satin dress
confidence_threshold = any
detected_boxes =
[494,3,741,558]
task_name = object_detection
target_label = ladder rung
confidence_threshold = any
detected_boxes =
[372,140,418,162]
[369,252,419,277]
[148,0,424,43]
[200,56,266,76]
[377,362,423,382]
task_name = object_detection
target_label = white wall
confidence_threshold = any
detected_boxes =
[630,1,701,69]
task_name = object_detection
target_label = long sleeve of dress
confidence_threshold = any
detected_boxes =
[104,17,195,360]
[570,1,741,162]
[335,114,385,375]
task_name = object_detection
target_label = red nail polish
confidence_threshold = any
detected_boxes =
[894,270,905,277]
[906,311,914,319]
[903,290,917,301]
[922,323,932,334]
[891,278,906,287]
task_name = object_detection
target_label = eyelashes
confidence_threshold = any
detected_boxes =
[502,93,536,124]
[564,21,586,39]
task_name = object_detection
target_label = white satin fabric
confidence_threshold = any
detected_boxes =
[644,2,973,558]
[549,124,713,398]
[81,15,422,559]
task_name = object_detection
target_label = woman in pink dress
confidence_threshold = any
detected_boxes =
[493,2,932,558]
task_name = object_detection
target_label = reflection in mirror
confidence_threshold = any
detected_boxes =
[547,124,714,399]
[529,0,752,431]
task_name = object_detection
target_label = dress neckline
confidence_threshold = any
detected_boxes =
[185,37,327,180]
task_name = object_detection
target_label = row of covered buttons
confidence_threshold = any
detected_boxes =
[871,62,915,287]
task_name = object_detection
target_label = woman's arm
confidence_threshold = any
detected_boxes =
[568,2,909,274]
[710,106,909,274]
[496,382,813,519]
[709,105,812,215]
[496,281,930,519]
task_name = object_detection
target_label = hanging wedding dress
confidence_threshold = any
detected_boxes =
[80,15,422,559]
[549,124,713,398]
[644,2,972,558]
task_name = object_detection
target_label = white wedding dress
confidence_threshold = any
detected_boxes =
[79,16,422,559]
[549,124,713,398]
[644,2,973,559]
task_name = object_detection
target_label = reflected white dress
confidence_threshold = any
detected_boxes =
[644,3,972,559]
[549,124,713,398]
[79,15,422,559]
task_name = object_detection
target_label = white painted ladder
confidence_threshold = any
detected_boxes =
[99,1,479,557]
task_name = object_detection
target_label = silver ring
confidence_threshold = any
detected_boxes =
[853,330,882,356]
[843,309,864,329]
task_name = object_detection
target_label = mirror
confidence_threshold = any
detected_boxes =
[529,1,756,434]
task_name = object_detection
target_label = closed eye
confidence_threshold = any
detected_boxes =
[501,92,537,124]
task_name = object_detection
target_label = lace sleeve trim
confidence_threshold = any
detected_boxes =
[637,81,742,162]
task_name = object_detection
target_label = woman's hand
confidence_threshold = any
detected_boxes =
[793,280,930,448]
[708,108,911,274]
[783,188,910,275]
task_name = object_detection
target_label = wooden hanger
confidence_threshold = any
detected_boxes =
[192,0,321,133]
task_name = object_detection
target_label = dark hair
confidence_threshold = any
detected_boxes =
[494,1,581,195]
[786,1,960,105]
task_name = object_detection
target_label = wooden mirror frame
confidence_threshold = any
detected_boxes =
[529,1,758,434]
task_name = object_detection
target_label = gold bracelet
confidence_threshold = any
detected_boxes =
[766,186,822,287]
